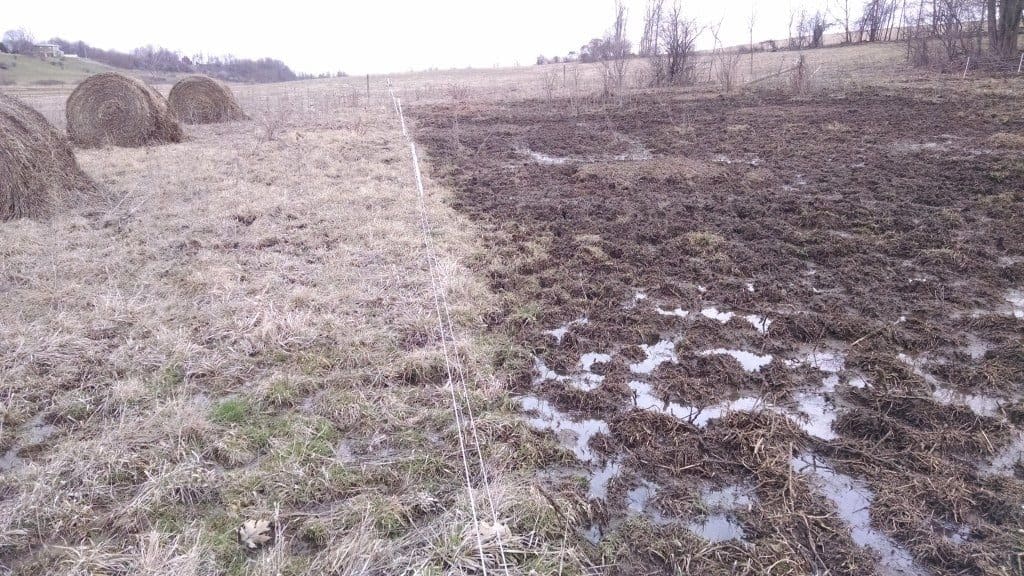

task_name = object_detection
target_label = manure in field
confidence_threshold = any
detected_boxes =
[0,92,94,220]
[66,72,183,148]
[168,75,248,124]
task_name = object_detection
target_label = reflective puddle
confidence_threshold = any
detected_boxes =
[897,353,1004,418]
[630,340,678,375]
[1007,289,1024,319]
[701,349,774,373]
[792,453,926,576]
[700,307,734,324]
[519,396,608,462]
[688,484,756,543]
[982,431,1024,477]
[0,415,58,473]
[544,317,589,344]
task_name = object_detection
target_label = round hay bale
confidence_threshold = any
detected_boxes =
[66,73,183,148]
[168,75,247,124]
[0,92,94,221]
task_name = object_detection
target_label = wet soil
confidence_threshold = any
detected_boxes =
[413,88,1024,575]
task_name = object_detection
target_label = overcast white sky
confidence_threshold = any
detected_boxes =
[3,1,836,75]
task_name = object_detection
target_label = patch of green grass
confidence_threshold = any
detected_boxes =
[0,53,115,85]
[211,399,250,426]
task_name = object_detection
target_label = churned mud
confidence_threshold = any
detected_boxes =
[413,88,1024,575]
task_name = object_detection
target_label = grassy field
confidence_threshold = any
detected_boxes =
[0,53,116,86]
[1,40,1023,574]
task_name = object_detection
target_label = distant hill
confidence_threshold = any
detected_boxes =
[0,53,118,86]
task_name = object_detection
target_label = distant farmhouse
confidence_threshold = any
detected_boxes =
[33,43,63,58]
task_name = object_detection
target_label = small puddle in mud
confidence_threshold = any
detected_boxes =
[931,519,970,544]
[701,349,773,373]
[0,415,58,472]
[629,381,765,428]
[519,396,608,462]
[630,340,678,374]
[587,459,622,500]
[982,431,1024,477]
[535,353,611,392]
[743,314,772,334]
[656,306,690,318]
[964,334,991,360]
[897,353,1005,418]
[526,149,571,165]
[792,453,926,576]
[700,307,734,323]
[544,317,588,343]
[1006,289,1024,319]
[688,484,755,543]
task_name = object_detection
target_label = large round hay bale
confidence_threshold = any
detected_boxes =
[168,75,247,124]
[0,92,94,220]
[66,73,183,148]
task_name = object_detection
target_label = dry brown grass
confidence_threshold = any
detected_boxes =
[0,87,586,574]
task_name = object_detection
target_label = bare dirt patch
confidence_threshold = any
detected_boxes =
[413,88,1024,575]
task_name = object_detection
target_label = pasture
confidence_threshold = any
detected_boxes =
[1,41,1023,575]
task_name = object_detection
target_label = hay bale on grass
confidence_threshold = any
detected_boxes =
[0,92,94,221]
[168,75,247,124]
[66,72,183,148]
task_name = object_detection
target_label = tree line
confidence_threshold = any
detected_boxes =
[536,0,1022,69]
[0,28,320,83]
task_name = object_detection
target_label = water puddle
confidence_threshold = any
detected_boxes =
[792,453,926,576]
[627,480,659,516]
[898,353,1003,418]
[544,317,588,344]
[689,514,747,543]
[587,458,622,500]
[525,149,571,165]
[700,349,774,373]
[743,314,772,335]
[0,415,58,473]
[700,307,734,324]
[964,334,991,360]
[998,256,1024,267]
[982,431,1024,477]
[1006,289,1024,319]
[655,306,690,318]
[629,381,765,428]
[931,519,970,545]
[519,396,608,462]
[535,356,606,392]
[786,346,846,373]
[791,382,840,441]
[688,484,755,543]
[629,340,678,375]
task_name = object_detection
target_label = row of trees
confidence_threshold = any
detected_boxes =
[1,28,305,83]
[538,0,1021,69]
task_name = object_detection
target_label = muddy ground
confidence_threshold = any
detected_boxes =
[413,88,1024,575]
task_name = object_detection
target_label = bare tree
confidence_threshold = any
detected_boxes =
[2,28,35,55]
[988,0,1024,55]
[832,0,855,42]
[653,1,704,85]
[808,11,833,47]
[860,0,899,42]
[747,3,758,73]
[710,20,743,91]
[640,0,666,56]
[601,1,632,98]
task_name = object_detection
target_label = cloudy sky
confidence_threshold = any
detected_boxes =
[4,0,838,75]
